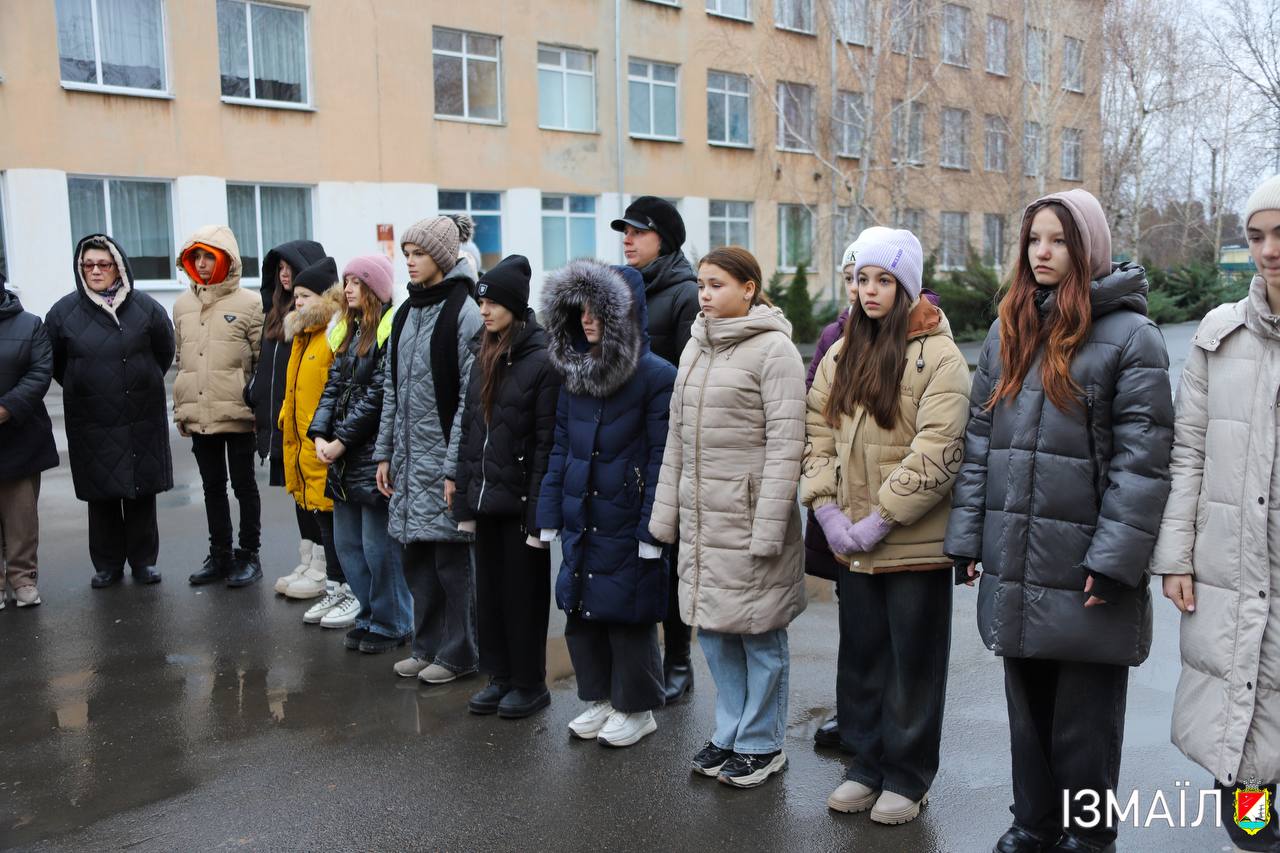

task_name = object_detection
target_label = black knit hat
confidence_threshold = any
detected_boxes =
[611,196,685,255]
[476,254,531,316]
[293,256,338,296]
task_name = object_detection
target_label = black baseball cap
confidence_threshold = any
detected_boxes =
[611,196,685,254]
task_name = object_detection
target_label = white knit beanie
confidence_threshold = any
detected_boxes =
[1244,175,1280,229]
[839,226,898,269]
[852,228,924,302]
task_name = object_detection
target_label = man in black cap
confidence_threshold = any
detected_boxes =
[610,195,698,704]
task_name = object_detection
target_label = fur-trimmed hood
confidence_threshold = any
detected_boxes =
[541,260,650,398]
[283,284,343,342]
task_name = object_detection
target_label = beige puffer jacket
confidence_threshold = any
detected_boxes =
[801,301,971,572]
[172,226,263,435]
[1151,275,1280,787]
[649,304,807,635]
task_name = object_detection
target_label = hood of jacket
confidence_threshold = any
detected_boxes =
[284,284,343,342]
[73,233,135,317]
[907,297,954,340]
[692,303,793,350]
[1243,274,1280,343]
[178,225,243,301]
[1036,262,1149,321]
[509,309,549,361]
[639,250,697,298]
[0,286,21,320]
[542,260,649,398]
[1030,188,1112,281]
[261,239,326,313]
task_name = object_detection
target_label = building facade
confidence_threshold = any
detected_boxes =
[0,0,1101,318]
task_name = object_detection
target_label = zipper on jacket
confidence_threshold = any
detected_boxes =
[290,330,310,510]
[477,424,491,511]
[690,349,716,618]
[634,466,644,500]
[1084,390,1102,508]
[746,475,756,526]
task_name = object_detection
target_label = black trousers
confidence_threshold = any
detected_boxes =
[662,540,691,664]
[295,504,343,583]
[87,495,159,575]
[565,612,664,713]
[1003,656,1129,847]
[837,567,952,801]
[1218,781,1280,852]
[191,433,260,554]
[474,515,551,689]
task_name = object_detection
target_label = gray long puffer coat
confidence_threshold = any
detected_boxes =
[373,264,482,544]
[1151,275,1280,788]
[945,264,1175,667]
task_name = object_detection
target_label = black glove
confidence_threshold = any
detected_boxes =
[1085,570,1128,603]
[953,558,978,586]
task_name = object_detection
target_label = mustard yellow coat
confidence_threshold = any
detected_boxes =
[279,288,342,511]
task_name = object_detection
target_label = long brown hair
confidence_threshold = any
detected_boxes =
[478,313,527,422]
[989,201,1092,414]
[336,276,385,358]
[823,283,912,430]
[697,246,774,307]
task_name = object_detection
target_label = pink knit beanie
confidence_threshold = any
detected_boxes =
[342,255,395,303]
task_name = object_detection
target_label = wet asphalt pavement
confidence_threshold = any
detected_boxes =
[0,322,1232,852]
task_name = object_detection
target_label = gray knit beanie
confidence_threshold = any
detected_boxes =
[401,214,475,275]
[1244,175,1280,230]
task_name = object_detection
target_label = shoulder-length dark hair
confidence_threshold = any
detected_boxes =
[336,276,385,358]
[989,201,1092,414]
[823,281,912,431]
[478,314,526,422]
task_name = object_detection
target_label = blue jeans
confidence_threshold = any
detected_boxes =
[332,500,412,638]
[698,628,789,754]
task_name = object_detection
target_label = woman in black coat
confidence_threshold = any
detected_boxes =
[45,234,175,588]
[453,255,562,719]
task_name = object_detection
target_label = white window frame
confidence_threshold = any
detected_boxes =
[940,107,969,170]
[708,200,752,249]
[837,0,869,45]
[707,70,752,147]
[642,0,681,6]
[226,182,315,283]
[776,81,815,153]
[891,0,927,58]
[218,0,314,111]
[985,15,1008,76]
[438,189,503,268]
[836,90,865,158]
[1061,128,1084,181]
[432,27,504,124]
[537,45,597,133]
[68,174,177,289]
[777,203,814,272]
[628,59,681,141]
[775,0,815,34]
[984,114,1008,172]
[1025,25,1047,85]
[1023,120,1043,177]
[941,4,970,67]
[57,0,173,98]
[705,0,752,21]
[899,208,923,237]
[891,99,925,165]
[1063,36,1085,92]
[541,193,597,268]
[939,211,969,271]
[983,213,1007,272]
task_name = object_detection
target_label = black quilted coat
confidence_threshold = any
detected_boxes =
[45,235,176,502]
[308,308,391,507]
[639,251,699,367]
[453,312,562,532]
[0,277,59,482]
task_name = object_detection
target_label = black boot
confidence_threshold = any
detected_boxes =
[814,716,842,749]
[498,685,551,719]
[91,568,124,588]
[663,660,694,704]
[132,566,162,585]
[189,551,233,585]
[226,549,263,587]
[993,825,1060,853]
[468,680,510,715]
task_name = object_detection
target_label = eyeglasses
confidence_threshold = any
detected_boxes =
[80,261,117,272]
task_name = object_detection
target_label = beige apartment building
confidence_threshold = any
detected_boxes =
[0,0,1101,319]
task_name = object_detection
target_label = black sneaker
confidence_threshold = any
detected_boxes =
[468,680,510,715]
[359,630,408,655]
[691,741,734,777]
[717,750,788,788]
[497,685,551,719]
[226,549,263,588]
[189,551,233,586]
[344,627,369,650]
[814,716,842,749]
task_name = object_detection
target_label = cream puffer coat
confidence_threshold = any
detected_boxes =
[172,225,263,435]
[802,301,971,572]
[649,304,807,635]
[1151,274,1280,787]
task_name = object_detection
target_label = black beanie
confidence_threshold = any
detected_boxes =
[293,256,338,296]
[611,196,686,255]
[476,254,531,316]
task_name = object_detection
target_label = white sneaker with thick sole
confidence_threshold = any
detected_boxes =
[303,582,342,623]
[827,779,879,813]
[568,701,615,739]
[319,586,359,628]
[274,539,316,594]
[597,709,657,747]
[869,790,928,825]
[286,566,327,600]
[14,586,41,608]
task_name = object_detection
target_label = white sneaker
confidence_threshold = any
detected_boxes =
[14,586,41,608]
[597,709,657,747]
[286,565,327,599]
[303,582,343,623]
[319,586,360,628]
[274,539,316,594]
[394,656,429,678]
[568,701,615,739]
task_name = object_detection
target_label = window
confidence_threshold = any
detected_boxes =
[777,204,813,271]
[226,184,312,279]
[939,211,969,271]
[706,0,750,20]
[1061,128,1083,181]
[55,0,167,92]
[891,0,926,57]
[439,191,502,270]
[541,194,596,270]
[898,208,923,235]
[1063,36,1084,92]
[775,0,814,33]
[985,15,1008,75]
[776,81,814,152]
[983,213,1007,271]
[836,91,865,158]
[942,4,969,66]
[707,70,751,146]
[432,28,501,122]
[629,60,679,139]
[538,46,595,132]
[837,0,869,44]
[67,176,173,281]
[891,99,925,164]
[1023,120,1042,177]
[941,108,969,169]
[1025,26,1046,85]
[709,201,752,249]
[217,1,309,104]
[984,115,1008,172]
